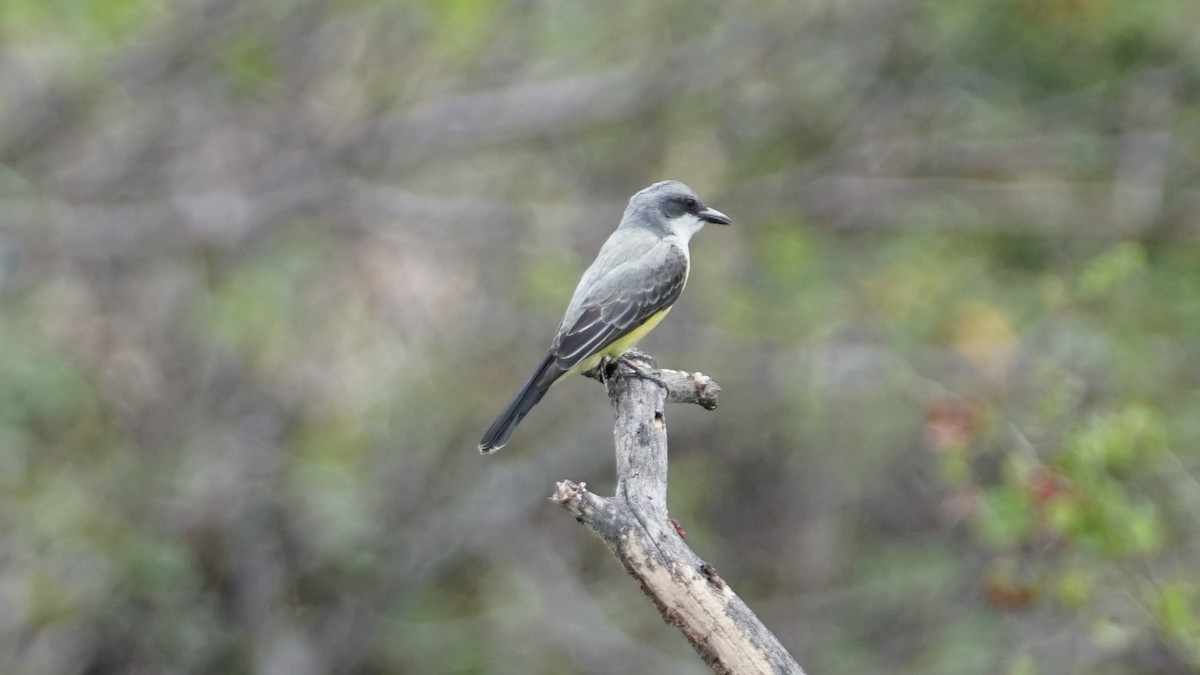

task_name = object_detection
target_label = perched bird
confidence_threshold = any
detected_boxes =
[478,180,730,454]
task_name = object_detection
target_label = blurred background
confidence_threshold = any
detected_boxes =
[2,0,1200,673]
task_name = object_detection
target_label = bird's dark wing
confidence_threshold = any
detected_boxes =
[552,244,688,370]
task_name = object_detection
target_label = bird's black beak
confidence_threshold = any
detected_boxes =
[698,206,731,225]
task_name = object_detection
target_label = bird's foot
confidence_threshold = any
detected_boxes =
[583,355,620,384]
[586,352,667,391]
[617,353,668,391]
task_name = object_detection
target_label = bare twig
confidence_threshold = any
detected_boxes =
[552,351,804,675]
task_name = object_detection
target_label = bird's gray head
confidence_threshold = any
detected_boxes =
[619,180,731,240]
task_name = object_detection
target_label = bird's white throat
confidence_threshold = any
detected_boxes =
[665,213,707,242]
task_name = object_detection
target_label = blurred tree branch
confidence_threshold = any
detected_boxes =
[552,353,804,675]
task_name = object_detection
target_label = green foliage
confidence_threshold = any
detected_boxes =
[978,483,1034,548]
[4,0,1200,672]
[194,224,328,373]
[1076,242,1147,301]
[1157,582,1200,664]
[925,0,1190,95]
[1,0,163,47]
[420,0,501,64]
[216,30,280,97]
[936,243,1199,666]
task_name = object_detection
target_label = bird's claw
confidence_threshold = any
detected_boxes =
[587,353,667,391]
[618,354,668,391]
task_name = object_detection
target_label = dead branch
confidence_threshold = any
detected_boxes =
[552,352,805,675]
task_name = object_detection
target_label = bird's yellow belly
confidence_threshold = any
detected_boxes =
[570,307,672,376]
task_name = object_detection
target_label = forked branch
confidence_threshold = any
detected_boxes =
[551,352,804,675]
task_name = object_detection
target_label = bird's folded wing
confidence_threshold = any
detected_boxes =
[552,244,688,369]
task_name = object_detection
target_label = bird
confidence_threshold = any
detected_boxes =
[478,180,730,454]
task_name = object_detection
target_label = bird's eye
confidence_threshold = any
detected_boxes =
[683,197,698,210]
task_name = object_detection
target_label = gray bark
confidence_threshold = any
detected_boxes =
[552,352,806,675]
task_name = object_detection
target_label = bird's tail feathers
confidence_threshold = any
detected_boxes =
[478,353,563,454]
